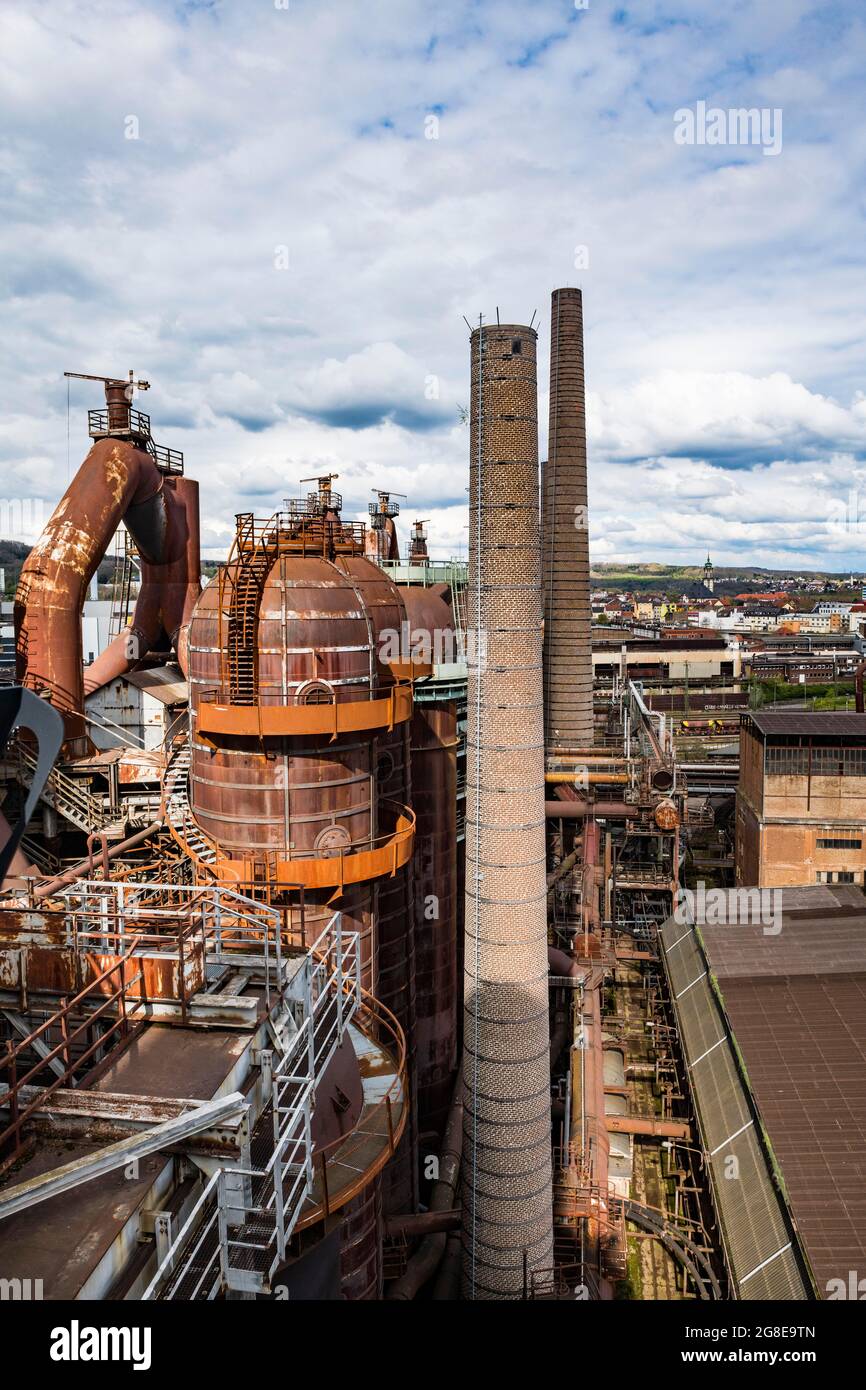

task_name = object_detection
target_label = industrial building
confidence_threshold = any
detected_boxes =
[0,297,856,1305]
[735,711,866,888]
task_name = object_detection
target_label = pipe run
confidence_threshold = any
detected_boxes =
[386,1080,463,1300]
[32,821,162,900]
[545,800,636,819]
[15,438,200,750]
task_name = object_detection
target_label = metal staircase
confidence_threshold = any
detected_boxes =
[163,744,218,869]
[107,523,140,643]
[15,742,106,834]
[143,917,361,1300]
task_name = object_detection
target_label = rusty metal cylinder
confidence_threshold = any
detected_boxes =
[105,380,132,433]
[339,1180,383,1300]
[375,717,418,1215]
[543,287,593,752]
[462,323,554,1299]
[187,536,416,1276]
[400,586,459,1144]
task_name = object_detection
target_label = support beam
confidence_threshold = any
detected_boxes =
[0,1085,248,1155]
[2,1011,67,1079]
[0,1091,247,1221]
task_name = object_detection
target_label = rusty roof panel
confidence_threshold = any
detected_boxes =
[671,885,866,1296]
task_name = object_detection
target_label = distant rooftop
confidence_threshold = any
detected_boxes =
[743,711,866,738]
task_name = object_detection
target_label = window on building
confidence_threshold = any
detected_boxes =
[816,837,863,850]
[766,742,866,777]
[816,869,859,884]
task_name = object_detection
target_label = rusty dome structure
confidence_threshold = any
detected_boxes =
[175,498,426,1288]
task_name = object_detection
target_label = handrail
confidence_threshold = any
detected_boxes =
[0,943,145,1157]
[196,682,413,741]
[141,911,362,1299]
[141,1169,223,1302]
[299,985,407,1226]
[16,741,105,826]
[212,801,416,896]
[60,881,289,1004]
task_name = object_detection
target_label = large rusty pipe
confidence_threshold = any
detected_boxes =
[383,1209,460,1239]
[545,800,636,819]
[386,1080,463,1300]
[400,584,459,1141]
[431,1230,462,1300]
[15,440,197,746]
[84,475,201,692]
[545,772,629,785]
[606,1116,691,1139]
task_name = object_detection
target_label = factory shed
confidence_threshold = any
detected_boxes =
[85,664,188,751]
[659,884,866,1299]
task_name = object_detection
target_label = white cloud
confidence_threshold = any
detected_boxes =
[0,0,864,570]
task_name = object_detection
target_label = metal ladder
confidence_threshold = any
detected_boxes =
[225,516,277,705]
[107,523,140,643]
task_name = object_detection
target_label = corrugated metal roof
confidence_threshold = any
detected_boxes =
[743,711,866,738]
[659,916,812,1299]
[125,665,188,705]
[662,884,866,1298]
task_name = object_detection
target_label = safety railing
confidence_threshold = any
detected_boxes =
[527,1261,603,1301]
[15,740,105,831]
[210,800,416,896]
[142,913,362,1299]
[0,945,145,1159]
[228,511,366,565]
[88,406,152,438]
[145,439,184,475]
[195,682,413,739]
[60,881,287,1009]
[300,988,407,1226]
[218,1015,316,1291]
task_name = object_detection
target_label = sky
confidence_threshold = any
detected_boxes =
[1,0,865,571]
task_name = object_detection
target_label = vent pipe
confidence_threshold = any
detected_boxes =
[543,287,593,752]
[462,321,554,1299]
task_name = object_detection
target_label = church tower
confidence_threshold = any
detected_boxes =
[703,553,715,593]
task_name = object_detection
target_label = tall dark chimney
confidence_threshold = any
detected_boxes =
[543,287,593,752]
